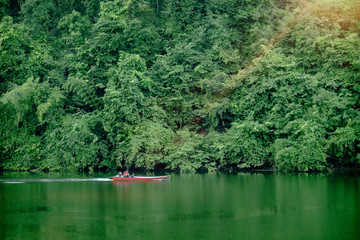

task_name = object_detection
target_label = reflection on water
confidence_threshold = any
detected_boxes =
[1,172,359,240]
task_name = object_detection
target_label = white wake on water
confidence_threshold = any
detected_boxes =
[1,178,113,183]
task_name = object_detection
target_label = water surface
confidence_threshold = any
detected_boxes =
[1,172,359,240]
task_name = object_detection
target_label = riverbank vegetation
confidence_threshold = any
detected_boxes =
[1,0,359,173]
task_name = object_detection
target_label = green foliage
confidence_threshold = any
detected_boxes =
[161,129,227,173]
[1,76,39,125]
[36,86,64,123]
[20,0,100,36]
[63,75,98,111]
[0,0,9,20]
[0,17,29,91]
[1,0,360,172]
[150,13,238,129]
[228,44,358,171]
[224,121,270,169]
[0,98,41,170]
[327,116,360,164]
[57,10,91,50]
[0,75,65,170]
[163,128,206,173]
[1,76,64,123]
[125,120,174,170]
[102,52,169,169]
[0,130,42,170]
[21,0,58,35]
[41,113,108,171]
[225,0,360,171]
[0,15,59,94]
[273,119,327,171]
[103,52,156,129]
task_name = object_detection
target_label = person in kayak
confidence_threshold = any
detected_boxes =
[117,172,123,177]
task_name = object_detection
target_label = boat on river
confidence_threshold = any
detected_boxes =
[112,175,171,181]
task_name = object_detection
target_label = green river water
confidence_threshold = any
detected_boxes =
[1,172,359,240]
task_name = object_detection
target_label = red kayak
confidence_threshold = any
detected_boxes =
[112,175,171,181]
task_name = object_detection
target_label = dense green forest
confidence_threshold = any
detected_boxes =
[0,0,359,172]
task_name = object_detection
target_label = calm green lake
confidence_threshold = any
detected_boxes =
[1,172,359,240]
